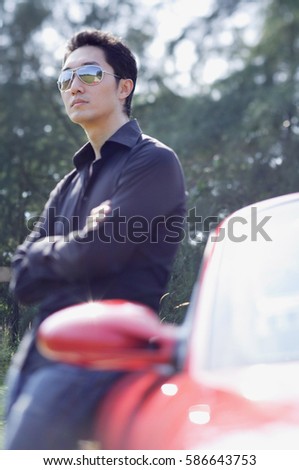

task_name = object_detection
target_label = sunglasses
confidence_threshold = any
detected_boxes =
[57,64,121,92]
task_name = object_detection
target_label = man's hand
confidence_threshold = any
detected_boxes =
[84,200,111,232]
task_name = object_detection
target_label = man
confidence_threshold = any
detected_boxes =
[5,29,186,449]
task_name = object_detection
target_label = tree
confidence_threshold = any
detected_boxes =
[191,0,299,211]
[2,0,299,339]
[134,0,299,322]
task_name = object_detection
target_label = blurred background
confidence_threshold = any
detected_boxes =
[0,0,299,362]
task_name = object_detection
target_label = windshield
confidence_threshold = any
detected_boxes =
[206,199,299,369]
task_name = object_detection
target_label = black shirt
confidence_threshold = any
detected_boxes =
[10,119,186,318]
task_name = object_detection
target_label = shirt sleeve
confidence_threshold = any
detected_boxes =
[10,141,186,304]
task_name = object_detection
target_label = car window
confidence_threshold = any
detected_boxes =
[206,199,299,369]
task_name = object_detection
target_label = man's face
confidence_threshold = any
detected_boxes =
[60,45,123,128]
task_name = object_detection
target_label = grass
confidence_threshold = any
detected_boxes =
[0,325,17,450]
[0,384,5,449]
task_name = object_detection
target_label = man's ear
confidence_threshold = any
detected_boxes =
[118,78,134,99]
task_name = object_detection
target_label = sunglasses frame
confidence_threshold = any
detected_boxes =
[57,65,121,92]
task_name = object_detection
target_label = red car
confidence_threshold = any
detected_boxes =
[38,193,299,449]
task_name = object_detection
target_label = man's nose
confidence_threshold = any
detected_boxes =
[69,72,84,93]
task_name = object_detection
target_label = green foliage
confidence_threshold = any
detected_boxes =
[159,241,203,325]
[1,0,299,347]
[0,384,5,449]
[0,327,13,383]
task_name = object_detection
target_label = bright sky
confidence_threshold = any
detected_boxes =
[117,0,212,92]
[142,0,260,93]
[40,0,215,90]
[39,0,261,92]
[145,0,214,91]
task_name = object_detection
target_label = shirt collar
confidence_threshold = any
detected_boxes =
[73,119,142,170]
[107,118,141,148]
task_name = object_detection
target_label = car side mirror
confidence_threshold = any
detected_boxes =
[37,300,178,370]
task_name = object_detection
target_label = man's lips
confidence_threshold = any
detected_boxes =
[71,99,88,107]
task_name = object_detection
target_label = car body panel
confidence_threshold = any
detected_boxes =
[96,369,299,449]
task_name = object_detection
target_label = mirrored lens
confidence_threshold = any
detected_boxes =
[57,65,104,91]
[78,65,104,84]
[58,69,73,91]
